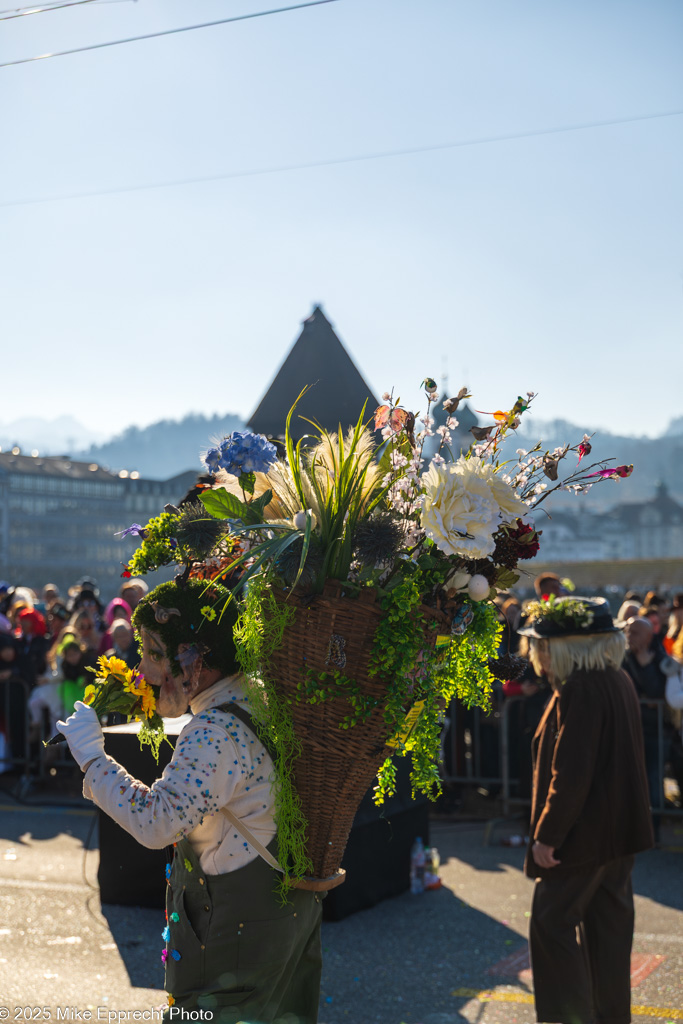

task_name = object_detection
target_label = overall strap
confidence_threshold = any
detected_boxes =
[211,700,284,875]
[212,700,278,763]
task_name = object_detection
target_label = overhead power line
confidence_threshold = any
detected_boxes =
[0,1,100,21]
[0,0,339,66]
[2,107,681,209]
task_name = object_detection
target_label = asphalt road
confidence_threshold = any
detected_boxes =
[0,796,681,1023]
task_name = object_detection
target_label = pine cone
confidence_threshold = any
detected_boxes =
[488,654,528,681]
[492,529,520,569]
[465,558,498,583]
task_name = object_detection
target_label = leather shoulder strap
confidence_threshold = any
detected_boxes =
[211,701,283,874]
[219,805,283,874]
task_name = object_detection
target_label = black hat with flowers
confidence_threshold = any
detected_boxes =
[519,596,621,639]
[132,579,239,678]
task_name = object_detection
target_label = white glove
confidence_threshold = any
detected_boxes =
[56,701,106,771]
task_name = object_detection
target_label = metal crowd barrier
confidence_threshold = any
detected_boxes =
[0,675,75,797]
[0,677,32,783]
[441,695,682,819]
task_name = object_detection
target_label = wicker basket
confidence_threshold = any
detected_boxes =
[265,580,447,887]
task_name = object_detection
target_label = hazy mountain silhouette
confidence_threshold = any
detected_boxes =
[516,417,683,509]
[4,409,682,504]
[0,415,107,454]
[76,412,244,479]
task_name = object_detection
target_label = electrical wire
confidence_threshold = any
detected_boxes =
[1,107,681,209]
[0,0,101,21]
[0,0,339,66]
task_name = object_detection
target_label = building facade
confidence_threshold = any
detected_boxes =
[530,483,683,564]
[0,450,196,600]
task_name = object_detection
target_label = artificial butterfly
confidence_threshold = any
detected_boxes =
[374,405,416,447]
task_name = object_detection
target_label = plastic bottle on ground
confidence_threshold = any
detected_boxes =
[410,836,426,894]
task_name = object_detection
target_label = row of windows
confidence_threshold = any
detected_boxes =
[8,521,131,540]
[5,496,141,516]
[4,495,175,519]
[7,543,125,562]
[9,475,120,498]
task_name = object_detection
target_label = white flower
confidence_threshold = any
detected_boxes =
[293,509,317,531]
[420,456,528,559]
[382,392,391,401]
[446,569,471,591]
[467,574,490,602]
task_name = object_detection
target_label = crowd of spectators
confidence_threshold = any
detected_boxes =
[2,569,683,828]
[0,576,147,776]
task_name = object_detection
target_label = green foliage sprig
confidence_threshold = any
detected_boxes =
[126,512,180,576]
[525,593,595,629]
[369,577,501,804]
[232,575,313,900]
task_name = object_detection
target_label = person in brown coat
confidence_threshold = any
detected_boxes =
[519,596,653,1024]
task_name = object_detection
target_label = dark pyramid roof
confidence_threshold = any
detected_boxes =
[248,305,379,439]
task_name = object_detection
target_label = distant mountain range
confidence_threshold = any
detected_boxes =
[516,417,683,509]
[0,415,108,454]
[2,411,682,507]
[76,413,245,480]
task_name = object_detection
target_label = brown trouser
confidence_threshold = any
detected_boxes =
[529,856,635,1024]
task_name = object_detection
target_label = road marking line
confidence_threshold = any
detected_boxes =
[631,1006,683,1021]
[452,989,534,1005]
[451,988,683,1019]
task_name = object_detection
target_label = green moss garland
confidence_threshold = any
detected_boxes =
[133,580,239,678]
[232,575,314,900]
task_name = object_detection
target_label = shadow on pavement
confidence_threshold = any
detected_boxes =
[100,901,166,991]
[320,877,532,1023]
[632,839,683,911]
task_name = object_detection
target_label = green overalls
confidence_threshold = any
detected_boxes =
[162,703,323,1024]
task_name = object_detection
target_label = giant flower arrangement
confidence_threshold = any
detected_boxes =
[122,382,632,885]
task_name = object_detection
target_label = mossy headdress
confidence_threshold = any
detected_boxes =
[132,579,238,678]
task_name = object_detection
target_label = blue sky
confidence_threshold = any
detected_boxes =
[2,0,682,440]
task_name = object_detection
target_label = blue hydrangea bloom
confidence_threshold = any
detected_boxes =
[204,446,222,474]
[204,431,277,477]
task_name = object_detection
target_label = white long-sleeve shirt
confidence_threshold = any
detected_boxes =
[83,675,276,874]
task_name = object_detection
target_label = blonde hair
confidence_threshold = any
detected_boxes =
[529,632,626,683]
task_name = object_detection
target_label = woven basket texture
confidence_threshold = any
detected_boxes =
[266,580,447,882]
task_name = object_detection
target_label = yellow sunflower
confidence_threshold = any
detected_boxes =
[97,654,130,679]
[136,681,156,718]
[122,671,142,694]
